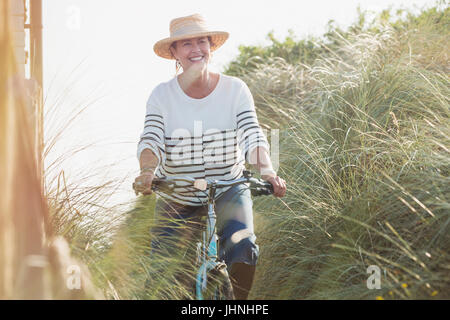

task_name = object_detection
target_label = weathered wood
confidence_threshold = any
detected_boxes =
[10,0,25,69]
[1,0,103,300]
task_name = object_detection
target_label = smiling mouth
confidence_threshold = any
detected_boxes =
[189,56,204,62]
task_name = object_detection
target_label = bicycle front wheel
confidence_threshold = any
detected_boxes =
[198,263,235,300]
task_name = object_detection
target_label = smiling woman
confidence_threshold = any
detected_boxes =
[134,13,286,300]
[169,35,220,98]
[171,36,214,75]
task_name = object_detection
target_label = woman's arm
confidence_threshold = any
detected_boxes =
[134,149,159,195]
[248,146,276,179]
[139,149,159,173]
[248,146,286,197]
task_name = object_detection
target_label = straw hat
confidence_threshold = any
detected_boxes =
[153,14,229,60]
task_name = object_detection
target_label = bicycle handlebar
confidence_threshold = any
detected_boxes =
[133,170,273,197]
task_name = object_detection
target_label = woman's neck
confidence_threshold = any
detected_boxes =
[179,69,211,90]
[177,70,219,99]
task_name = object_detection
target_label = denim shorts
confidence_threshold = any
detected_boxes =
[150,183,259,269]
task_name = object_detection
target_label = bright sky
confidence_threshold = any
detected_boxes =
[42,0,436,207]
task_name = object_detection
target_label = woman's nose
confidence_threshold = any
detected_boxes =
[191,42,201,52]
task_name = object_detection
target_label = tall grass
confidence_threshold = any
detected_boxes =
[244,5,449,299]
[92,195,202,300]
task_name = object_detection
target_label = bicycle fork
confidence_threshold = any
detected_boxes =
[195,183,229,300]
[196,201,219,299]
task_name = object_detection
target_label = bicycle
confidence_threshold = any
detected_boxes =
[133,170,273,300]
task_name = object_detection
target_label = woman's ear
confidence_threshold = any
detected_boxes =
[169,42,177,60]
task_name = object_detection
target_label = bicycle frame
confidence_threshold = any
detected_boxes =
[196,182,223,300]
[192,175,272,300]
[133,170,273,300]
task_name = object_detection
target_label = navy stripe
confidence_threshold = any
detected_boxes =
[146,113,163,119]
[204,159,243,171]
[203,129,236,137]
[238,121,259,131]
[165,135,237,143]
[203,141,237,150]
[204,148,237,157]
[141,132,163,140]
[246,139,268,148]
[240,125,261,134]
[165,148,203,155]
[160,166,206,175]
[144,125,164,133]
[237,110,254,118]
[165,135,203,140]
[205,168,242,181]
[140,136,162,144]
[166,141,203,148]
[205,168,232,177]
[166,154,204,162]
[145,119,164,127]
[164,162,205,169]
[159,166,205,179]
[166,136,236,149]
[237,115,256,126]
[204,157,239,165]
[204,136,237,143]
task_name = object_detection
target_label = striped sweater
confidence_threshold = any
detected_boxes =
[137,73,270,206]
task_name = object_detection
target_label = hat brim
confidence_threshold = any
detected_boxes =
[153,31,229,60]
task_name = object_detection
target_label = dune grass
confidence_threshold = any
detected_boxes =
[244,5,449,299]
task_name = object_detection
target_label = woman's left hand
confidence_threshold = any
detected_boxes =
[263,175,287,198]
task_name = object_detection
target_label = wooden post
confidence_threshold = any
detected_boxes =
[29,0,44,187]
[9,0,25,73]
[10,0,43,184]
[30,0,43,90]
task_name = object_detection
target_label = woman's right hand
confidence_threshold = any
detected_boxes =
[134,172,155,195]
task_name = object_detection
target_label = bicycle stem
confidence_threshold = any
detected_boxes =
[206,183,218,261]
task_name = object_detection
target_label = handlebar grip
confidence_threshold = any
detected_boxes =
[132,178,166,195]
[150,178,162,191]
[151,178,175,192]
[251,182,273,196]
[266,182,274,193]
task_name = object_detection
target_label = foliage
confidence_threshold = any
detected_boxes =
[224,1,449,78]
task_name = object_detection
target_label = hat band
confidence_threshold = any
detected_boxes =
[171,24,210,38]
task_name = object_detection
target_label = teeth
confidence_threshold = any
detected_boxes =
[190,56,203,61]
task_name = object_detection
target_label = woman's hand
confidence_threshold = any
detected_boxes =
[263,175,287,198]
[133,172,155,195]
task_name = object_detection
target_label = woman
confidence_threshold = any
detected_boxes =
[134,13,286,299]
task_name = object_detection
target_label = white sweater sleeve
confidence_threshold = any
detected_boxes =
[236,81,270,163]
[136,93,165,167]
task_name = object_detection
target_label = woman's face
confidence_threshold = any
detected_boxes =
[170,36,211,71]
